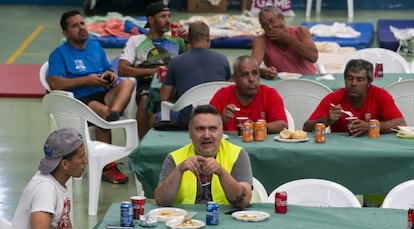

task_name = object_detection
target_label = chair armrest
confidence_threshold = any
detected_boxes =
[90,118,138,149]
[49,90,74,97]
[161,101,174,121]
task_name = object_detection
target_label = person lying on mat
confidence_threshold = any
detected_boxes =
[303,59,406,136]
[47,10,133,184]
[251,5,318,79]
[12,128,88,229]
[210,55,288,133]
[154,104,253,208]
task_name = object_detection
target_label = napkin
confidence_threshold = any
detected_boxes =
[316,74,335,81]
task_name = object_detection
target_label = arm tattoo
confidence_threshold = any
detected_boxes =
[231,185,247,205]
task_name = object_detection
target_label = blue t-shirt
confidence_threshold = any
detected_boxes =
[48,39,111,99]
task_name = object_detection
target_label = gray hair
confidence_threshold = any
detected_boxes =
[232,55,258,75]
[343,59,374,82]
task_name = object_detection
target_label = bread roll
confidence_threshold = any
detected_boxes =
[279,128,293,139]
[292,130,307,139]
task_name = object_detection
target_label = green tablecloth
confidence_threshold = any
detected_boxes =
[129,130,414,199]
[95,203,406,228]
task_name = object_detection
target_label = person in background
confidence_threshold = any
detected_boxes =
[251,5,318,79]
[118,1,188,140]
[210,55,288,133]
[12,128,88,229]
[159,20,231,121]
[303,59,406,135]
[154,104,253,208]
[48,10,133,184]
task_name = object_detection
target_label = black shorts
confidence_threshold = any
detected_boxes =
[136,78,152,104]
[78,91,107,106]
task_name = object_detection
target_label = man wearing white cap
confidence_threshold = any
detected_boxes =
[12,128,88,229]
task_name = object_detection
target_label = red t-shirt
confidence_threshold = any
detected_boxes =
[309,85,404,132]
[210,84,287,131]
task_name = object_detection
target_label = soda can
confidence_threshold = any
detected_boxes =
[374,62,383,79]
[275,191,287,214]
[236,117,248,137]
[408,206,414,229]
[254,120,267,141]
[346,117,358,136]
[120,201,134,227]
[171,23,179,37]
[368,119,380,138]
[206,201,219,225]
[158,66,167,83]
[242,120,253,142]
[314,123,326,143]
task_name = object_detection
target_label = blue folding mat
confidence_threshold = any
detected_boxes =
[377,19,414,51]
[301,22,374,50]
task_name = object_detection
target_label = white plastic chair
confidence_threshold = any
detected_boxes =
[284,108,295,132]
[382,180,414,209]
[161,81,234,121]
[267,178,361,207]
[306,0,354,18]
[251,177,268,203]
[274,79,333,130]
[0,215,11,229]
[42,92,139,216]
[384,79,414,126]
[39,61,137,119]
[339,48,411,73]
[411,59,414,73]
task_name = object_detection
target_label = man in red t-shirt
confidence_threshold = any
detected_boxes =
[210,55,288,133]
[303,59,406,136]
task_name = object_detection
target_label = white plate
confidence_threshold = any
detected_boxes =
[274,135,309,142]
[398,126,414,136]
[231,210,270,222]
[223,134,229,139]
[165,219,205,229]
[277,72,302,80]
[147,207,187,222]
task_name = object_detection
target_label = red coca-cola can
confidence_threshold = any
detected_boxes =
[374,62,383,79]
[275,191,287,214]
[408,206,414,228]
[171,23,179,37]
[158,66,167,83]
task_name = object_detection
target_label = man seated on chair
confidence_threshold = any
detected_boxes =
[47,10,134,184]
[251,5,318,79]
[117,2,188,140]
[154,104,253,208]
[303,59,406,136]
[12,128,88,229]
[210,55,288,133]
[158,20,231,122]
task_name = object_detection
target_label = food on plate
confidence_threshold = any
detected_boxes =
[240,214,257,219]
[279,128,307,140]
[155,210,184,217]
[292,130,307,139]
[176,218,202,227]
[279,128,293,139]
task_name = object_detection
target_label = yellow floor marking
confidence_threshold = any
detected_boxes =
[6,25,44,64]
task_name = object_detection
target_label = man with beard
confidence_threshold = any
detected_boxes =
[118,2,187,139]
[154,104,253,208]
[209,55,288,134]
[48,10,134,184]
[303,59,406,136]
[251,5,318,79]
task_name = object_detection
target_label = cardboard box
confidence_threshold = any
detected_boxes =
[187,0,227,13]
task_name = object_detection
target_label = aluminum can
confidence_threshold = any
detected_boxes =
[314,123,326,143]
[236,117,248,137]
[408,206,414,229]
[275,191,287,214]
[242,120,253,142]
[254,120,267,141]
[171,23,179,37]
[120,201,134,227]
[368,119,380,138]
[206,201,219,225]
[158,66,167,83]
[374,62,383,79]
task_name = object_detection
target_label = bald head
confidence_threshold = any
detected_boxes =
[188,21,210,44]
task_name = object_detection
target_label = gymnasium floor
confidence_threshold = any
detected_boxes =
[0,4,413,228]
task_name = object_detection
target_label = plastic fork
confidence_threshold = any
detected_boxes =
[330,103,353,117]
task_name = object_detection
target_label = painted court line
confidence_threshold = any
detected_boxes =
[6,25,44,64]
